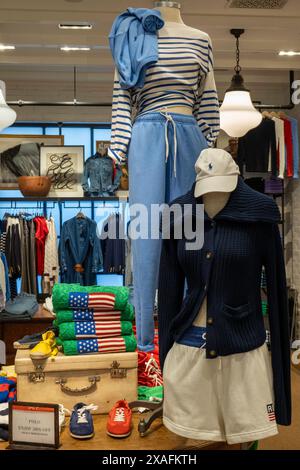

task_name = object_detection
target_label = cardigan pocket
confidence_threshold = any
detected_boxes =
[223,302,251,320]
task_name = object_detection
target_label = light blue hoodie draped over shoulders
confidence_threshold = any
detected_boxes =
[109,7,164,89]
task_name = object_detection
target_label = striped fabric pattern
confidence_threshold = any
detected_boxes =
[73,310,122,323]
[77,337,126,354]
[68,292,116,310]
[74,320,122,339]
[109,27,219,163]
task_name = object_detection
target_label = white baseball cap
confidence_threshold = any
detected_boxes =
[194,148,240,198]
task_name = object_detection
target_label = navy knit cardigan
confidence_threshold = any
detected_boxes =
[158,177,291,426]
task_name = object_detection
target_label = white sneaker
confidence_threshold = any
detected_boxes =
[59,404,70,433]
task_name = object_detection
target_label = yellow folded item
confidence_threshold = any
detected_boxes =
[30,331,58,360]
[0,365,17,378]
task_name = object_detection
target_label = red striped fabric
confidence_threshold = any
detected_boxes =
[92,313,121,322]
[76,321,122,339]
[95,321,122,338]
[88,293,116,310]
[97,337,126,353]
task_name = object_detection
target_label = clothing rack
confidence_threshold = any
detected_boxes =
[0,197,129,287]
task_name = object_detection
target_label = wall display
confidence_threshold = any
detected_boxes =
[40,145,84,198]
[9,402,59,449]
[0,135,64,189]
[96,140,110,156]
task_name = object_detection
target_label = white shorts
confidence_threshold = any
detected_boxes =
[163,342,278,444]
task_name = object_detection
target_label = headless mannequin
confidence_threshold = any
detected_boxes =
[193,192,231,327]
[154,2,194,116]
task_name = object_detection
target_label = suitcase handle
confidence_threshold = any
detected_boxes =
[56,376,100,394]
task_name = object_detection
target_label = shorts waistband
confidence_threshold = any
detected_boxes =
[177,326,207,349]
[134,111,197,125]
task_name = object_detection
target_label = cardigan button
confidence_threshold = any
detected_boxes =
[209,350,217,357]
[206,251,213,260]
[207,317,214,325]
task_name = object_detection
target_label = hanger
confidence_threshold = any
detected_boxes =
[262,111,272,119]
[278,111,287,119]
[76,211,86,219]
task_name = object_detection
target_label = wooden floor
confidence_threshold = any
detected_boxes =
[1,368,299,451]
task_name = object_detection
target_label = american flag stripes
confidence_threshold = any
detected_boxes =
[77,337,126,355]
[73,309,122,323]
[267,404,276,422]
[69,292,116,310]
[74,321,122,339]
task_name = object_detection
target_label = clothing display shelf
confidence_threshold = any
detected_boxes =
[0,195,130,287]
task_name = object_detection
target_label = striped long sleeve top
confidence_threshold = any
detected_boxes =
[108,25,220,163]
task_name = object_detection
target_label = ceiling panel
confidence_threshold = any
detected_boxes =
[0,0,299,108]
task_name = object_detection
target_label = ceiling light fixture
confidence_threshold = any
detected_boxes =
[0,81,17,131]
[59,24,93,30]
[220,29,262,138]
[0,45,15,51]
[279,50,300,56]
[60,46,91,51]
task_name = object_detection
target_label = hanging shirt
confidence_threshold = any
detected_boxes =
[59,216,103,286]
[0,257,6,304]
[108,23,220,163]
[43,217,59,294]
[288,116,299,179]
[237,118,277,176]
[283,118,293,178]
[34,217,49,276]
[272,116,285,179]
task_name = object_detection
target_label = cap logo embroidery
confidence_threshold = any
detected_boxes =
[208,163,213,170]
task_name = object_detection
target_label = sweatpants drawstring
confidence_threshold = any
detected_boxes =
[160,111,177,177]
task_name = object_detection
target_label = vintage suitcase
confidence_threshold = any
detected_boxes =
[15,350,138,414]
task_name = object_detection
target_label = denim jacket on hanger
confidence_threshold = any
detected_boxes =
[59,216,103,286]
[82,153,122,197]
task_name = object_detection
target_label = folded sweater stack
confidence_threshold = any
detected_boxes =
[52,284,136,356]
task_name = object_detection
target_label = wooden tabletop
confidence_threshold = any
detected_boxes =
[0,414,241,451]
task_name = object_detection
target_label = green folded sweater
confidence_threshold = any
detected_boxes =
[58,320,133,341]
[57,334,137,356]
[52,283,130,312]
[54,303,134,324]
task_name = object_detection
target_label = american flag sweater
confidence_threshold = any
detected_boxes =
[59,320,133,341]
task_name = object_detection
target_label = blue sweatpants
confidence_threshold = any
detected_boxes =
[128,112,208,351]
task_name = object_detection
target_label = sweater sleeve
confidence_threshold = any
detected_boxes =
[193,36,220,147]
[263,224,291,425]
[269,119,277,177]
[108,69,133,163]
[158,236,185,372]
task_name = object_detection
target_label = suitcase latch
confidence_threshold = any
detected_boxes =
[28,365,45,383]
[110,361,127,379]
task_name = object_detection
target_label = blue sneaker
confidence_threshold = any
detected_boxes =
[69,403,98,439]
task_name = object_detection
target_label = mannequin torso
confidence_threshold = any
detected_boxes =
[193,192,231,327]
[154,6,195,116]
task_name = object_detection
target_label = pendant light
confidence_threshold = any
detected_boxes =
[220,29,262,138]
[0,80,17,131]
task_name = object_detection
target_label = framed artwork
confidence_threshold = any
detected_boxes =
[96,140,110,157]
[0,134,64,189]
[40,145,84,198]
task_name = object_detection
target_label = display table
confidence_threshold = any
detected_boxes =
[0,306,54,365]
[0,414,244,451]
